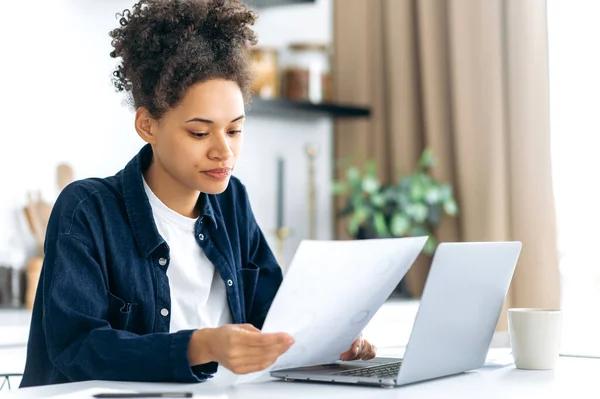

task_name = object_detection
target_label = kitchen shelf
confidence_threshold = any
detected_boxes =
[247,0,315,8]
[247,97,371,118]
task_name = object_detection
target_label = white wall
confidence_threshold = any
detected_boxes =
[237,0,334,265]
[0,0,333,269]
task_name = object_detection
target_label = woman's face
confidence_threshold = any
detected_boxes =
[144,79,245,195]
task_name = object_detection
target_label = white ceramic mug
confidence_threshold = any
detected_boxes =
[508,308,562,370]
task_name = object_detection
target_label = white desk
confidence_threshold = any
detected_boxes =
[0,309,30,380]
[4,354,599,399]
[3,303,598,398]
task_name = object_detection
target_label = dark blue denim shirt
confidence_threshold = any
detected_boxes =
[20,144,283,387]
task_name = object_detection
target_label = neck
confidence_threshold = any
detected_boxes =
[143,157,199,219]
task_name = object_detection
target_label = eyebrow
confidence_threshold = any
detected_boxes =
[185,114,245,124]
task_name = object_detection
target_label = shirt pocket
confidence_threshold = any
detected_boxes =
[237,261,259,320]
[107,291,138,331]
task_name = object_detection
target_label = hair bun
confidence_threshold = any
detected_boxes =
[108,0,257,118]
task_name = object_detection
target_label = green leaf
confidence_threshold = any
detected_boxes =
[424,187,441,204]
[419,172,433,186]
[380,186,396,203]
[371,193,385,208]
[406,203,428,223]
[409,180,425,202]
[390,213,411,236]
[438,185,452,201]
[331,181,347,195]
[365,160,377,176]
[409,225,430,237]
[348,217,360,237]
[373,212,390,237]
[347,167,361,186]
[361,175,380,194]
[348,209,368,237]
[424,235,438,255]
[427,204,442,227]
[356,204,372,219]
[398,175,412,191]
[338,197,355,216]
[414,203,429,223]
[395,190,409,209]
[419,148,435,169]
[404,204,416,219]
[443,199,458,216]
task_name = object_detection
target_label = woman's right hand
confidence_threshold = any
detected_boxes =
[189,324,295,374]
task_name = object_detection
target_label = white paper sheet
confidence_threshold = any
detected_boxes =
[260,236,427,372]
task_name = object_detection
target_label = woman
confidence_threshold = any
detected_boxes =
[20,0,376,387]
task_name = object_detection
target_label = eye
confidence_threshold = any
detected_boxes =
[190,132,208,138]
[228,130,242,136]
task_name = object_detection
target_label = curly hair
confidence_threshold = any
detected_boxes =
[109,0,258,119]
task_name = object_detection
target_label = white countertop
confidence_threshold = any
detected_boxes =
[0,309,30,348]
[4,354,599,399]
[3,300,596,398]
[0,300,514,378]
[0,308,30,378]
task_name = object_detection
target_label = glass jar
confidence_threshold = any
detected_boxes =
[282,43,331,103]
[251,47,280,99]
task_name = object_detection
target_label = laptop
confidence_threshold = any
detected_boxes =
[270,241,522,388]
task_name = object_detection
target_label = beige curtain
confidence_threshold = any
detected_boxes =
[333,0,560,329]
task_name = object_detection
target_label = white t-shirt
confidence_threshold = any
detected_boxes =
[143,177,232,332]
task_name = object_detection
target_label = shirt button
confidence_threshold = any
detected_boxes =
[198,233,205,241]
[158,258,167,266]
[227,279,233,287]
[160,308,169,317]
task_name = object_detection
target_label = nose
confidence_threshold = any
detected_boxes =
[208,132,233,161]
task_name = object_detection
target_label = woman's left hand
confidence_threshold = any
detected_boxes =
[339,333,377,361]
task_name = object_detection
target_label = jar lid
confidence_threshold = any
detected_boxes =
[251,46,279,54]
[288,42,329,52]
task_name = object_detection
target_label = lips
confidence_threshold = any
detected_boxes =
[203,168,232,180]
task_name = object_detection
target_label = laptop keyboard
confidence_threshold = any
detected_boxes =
[335,361,402,379]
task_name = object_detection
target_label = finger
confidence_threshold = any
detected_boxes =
[339,348,353,361]
[339,347,355,361]
[358,341,374,360]
[228,354,280,374]
[229,340,293,360]
[340,349,358,361]
[245,332,295,348]
[232,362,275,375]
[364,344,377,361]
[227,346,275,360]
[340,338,362,361]
[229,325,262,342]
[238,323,261,333]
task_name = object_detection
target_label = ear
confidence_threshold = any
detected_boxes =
[134,107,158,144]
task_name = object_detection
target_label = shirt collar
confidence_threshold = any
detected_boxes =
[121,144,218,257]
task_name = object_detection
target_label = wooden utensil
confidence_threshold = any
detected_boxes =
[57,163,74,191]
[23,191,52,254]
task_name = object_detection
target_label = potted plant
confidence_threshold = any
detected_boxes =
[332,149,459,295]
